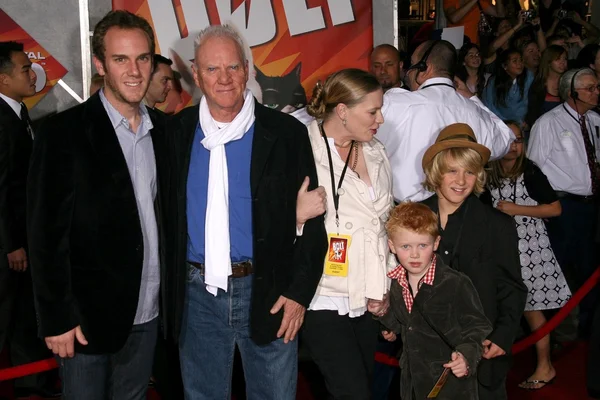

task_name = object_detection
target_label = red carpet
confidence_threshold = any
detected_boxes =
[506,341,590,400]
[0,341,592,399]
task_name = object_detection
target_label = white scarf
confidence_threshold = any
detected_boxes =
[199,89,255,295]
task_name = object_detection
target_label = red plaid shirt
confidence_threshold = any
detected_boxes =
[387,256,437,313]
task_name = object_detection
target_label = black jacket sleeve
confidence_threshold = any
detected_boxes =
[523,160,558,205]
[27,117,79,337]
[378,281,404,334]
[454,275,493,373]
[0,122,18,253]
[283,125,328,307]
[486,212,527,351]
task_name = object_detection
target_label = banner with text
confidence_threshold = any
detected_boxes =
[0,10,68,111]
[112,0,373,114]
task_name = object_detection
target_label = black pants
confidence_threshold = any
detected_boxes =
[0,258,55,389]
[546,198,598,330]
[478,378,507,400]
[152,331,183,400]
[588,300,600,397]
[302,310,379,400]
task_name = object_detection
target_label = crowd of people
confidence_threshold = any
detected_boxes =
[0,4,599,400]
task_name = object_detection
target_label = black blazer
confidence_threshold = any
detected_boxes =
[380,259,492,400]
[420,194,527,388]
[169,101,327,345]
[27,93,171,354]
[0,97,32,254]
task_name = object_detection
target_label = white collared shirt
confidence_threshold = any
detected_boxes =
[99,90,160,324]
[0,92,22,118]
[377,77,514,202]
[528,102,600,196]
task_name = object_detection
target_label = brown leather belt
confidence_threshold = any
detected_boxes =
[188,260,253,278]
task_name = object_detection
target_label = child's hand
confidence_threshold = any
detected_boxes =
[381,330,397,342]
[443,352,469,378]
[367,294,389,317]
[496,200,518,216]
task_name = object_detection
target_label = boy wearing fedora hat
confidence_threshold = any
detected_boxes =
[419,123,526,400]
[379,202,492,400]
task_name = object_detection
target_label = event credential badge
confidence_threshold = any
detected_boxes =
[324,234,352,277]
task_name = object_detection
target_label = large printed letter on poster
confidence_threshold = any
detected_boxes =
[112,0,373,115]
[0,10,68,112]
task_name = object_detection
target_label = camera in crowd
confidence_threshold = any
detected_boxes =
[523,9,537,21]
[557,9,568,19]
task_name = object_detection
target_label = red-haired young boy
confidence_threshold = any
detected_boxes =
[379,202,492,400]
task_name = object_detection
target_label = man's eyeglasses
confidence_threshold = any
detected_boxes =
[576,85,600,93]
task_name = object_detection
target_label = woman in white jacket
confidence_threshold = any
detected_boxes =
[301,69,395,400]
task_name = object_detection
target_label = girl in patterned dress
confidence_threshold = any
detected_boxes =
[482,121,572,390]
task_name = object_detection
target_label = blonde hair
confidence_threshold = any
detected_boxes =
[423,148,486,194]
[386,202,440,238]
[306,68,380,120]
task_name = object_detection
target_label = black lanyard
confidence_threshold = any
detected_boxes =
[420,83,455,90]
[320,124,354,233]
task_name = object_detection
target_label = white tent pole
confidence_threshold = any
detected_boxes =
[393,0,398,49]
[79,0,91,100]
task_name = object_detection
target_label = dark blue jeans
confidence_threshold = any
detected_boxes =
[56,317,158,400]
[179,265,298,400]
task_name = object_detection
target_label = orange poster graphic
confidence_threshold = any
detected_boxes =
[0,10,68,111]
[112,0,373,115]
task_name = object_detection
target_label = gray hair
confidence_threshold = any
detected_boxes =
[193,24,246,65]
[559,68,596,101]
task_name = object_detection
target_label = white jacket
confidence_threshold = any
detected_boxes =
[307,120,394,311]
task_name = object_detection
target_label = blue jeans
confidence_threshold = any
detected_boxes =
[57,317,158,400]
[179,264,297,400]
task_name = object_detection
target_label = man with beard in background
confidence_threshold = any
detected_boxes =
[370,44,406,91]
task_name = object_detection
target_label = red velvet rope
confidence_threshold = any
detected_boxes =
[373,266,600,368]
[0,358,57,381]
[511,266,600,354]
[375,351,400,367]
[1,268,598,380]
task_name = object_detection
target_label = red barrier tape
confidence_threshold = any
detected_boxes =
[375,351,400,367]
[0,358,57,382]
[1,267,598,380]
[511,266,600,354]
[373,266,600,367]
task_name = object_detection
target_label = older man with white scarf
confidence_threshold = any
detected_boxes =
[169,25,327,399]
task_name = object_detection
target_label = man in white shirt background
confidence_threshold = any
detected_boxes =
[528,67,600,336]
[377,39,514,202]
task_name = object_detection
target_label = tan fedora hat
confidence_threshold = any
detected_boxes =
[422,123,491,169]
